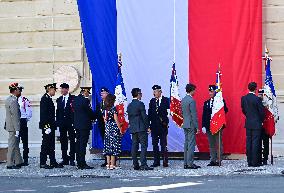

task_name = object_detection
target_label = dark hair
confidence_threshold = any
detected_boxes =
[131,88,141,98]
[185,83,196,93]
[9,88,17,94]
[105,94,116,111]
[248,82,257,92]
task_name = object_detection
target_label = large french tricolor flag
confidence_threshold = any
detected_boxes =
[77,0,262,153]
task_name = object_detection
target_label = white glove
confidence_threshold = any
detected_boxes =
[45,128,52,135]
[202,127,207,134]
[15,131,20,137]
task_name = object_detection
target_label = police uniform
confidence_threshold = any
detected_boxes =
[258,89,269,165]
[148,85,170,167]
[202,85,228,166]
[56,83,76,166]
[39,83,63,169]
[73,87,96,169]
[95,87,109,167]
[18,85,32,164]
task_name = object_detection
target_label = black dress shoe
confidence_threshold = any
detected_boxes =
[40,164,53,169]
[184,165,189,169]
[133,166,140,170]
[207,161,218,166]
[7,165,21,169]
[70,160,76,166]
[101,162,107,167]
[150,163,160,167]
[188,164,201,169]
[78,165,94,170]
[17,162,29,167]
[60,160,69,165]
[140,166,154,171]
[51,163,64,168]
[281,170,284,175]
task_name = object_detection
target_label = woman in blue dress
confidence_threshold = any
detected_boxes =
[103,94,122,170]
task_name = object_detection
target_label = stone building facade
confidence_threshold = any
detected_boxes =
[0,0,283,145]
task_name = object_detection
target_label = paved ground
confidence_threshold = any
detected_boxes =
[1,175,284,193]
[1,145,284,192]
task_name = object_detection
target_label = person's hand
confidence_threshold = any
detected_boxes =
[196,128,199,134]
[202,127,207,134]
[45,128,52,135]
[15,131,20,137]
[147,128,151,134]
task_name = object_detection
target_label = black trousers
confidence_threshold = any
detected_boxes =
[131,131,148,167]
[40,129,57,165]
[262,130,269,162]
[76,129,90,167]
[246,129,262,166]
[19,118,29,163]
[152,132,168,165]
[59,125,76,161]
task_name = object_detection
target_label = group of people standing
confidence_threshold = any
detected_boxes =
[3,80,274,171]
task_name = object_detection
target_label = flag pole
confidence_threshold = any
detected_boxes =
[173,0,176,62]
[271,137,273,165]
[218,131,221,167]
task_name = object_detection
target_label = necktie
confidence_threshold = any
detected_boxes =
[63,96,66,108]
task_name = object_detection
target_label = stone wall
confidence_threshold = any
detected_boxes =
[0,0,91,144]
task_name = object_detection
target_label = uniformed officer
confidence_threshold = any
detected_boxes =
[56,83,76,166]
[18,84,32,165]
[201,85,228,166]
[39,83,64,169]
[5,83,24,169]
[95,87,109,167]
[258,89,269,165]
[73,87,96,169]
[148,85,170,167]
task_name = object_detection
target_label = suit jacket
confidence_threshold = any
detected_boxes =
[127,99,149,134]
[241,93,265,130]
[202,98,228,132]
[148,96,170,134]
[95,100,106,133]
[73,94,96,131]
[56,94,75,127]
[39,93,56,130]
[181,95,198,129]
[5,95,21,132]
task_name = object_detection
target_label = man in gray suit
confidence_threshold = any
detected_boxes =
[127,88,153,171]
[4,83,24,169]
[181,83,201,169]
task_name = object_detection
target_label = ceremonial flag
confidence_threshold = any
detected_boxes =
[262,49,279,137]
[170,63,183,127]
[210,66,226,135]
[114,54,129,134]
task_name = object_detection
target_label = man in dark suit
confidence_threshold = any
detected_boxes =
[127,88,153,171]
[56,83,76,166]
[95,87,109,167]
[202,85,228,166]
[73,87,96,169]
[39,83,64,169]
[148,85,170,167]
[241,82,265,167]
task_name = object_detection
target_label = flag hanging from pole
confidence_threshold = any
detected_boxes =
[262,48,279,137]
[210,65,226,135]
[114,53,129,134]
[170,63,183,127]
